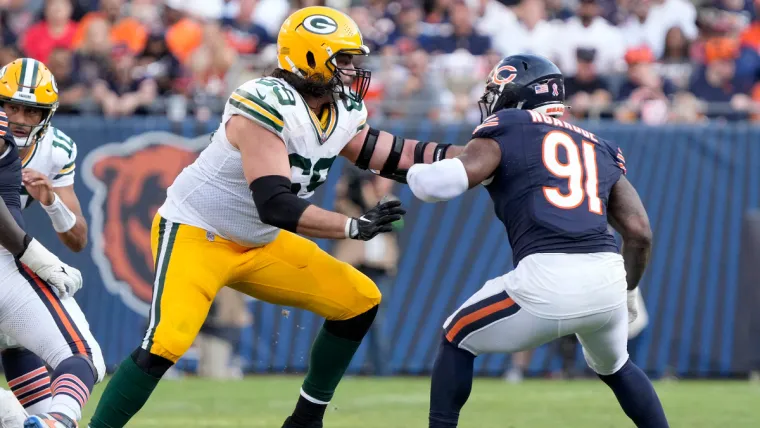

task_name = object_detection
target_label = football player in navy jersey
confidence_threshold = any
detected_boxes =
[408,55,667,428]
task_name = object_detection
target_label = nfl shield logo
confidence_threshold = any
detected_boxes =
[552,83,559,96]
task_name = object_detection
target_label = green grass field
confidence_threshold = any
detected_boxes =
[66,376,760,427]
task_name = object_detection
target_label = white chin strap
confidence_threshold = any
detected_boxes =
[531,103,566,118]
[12,123,44,147]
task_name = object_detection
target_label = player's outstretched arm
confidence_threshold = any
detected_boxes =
[340,126,464,183]
[607,175,653,291]
[406,138,501,203]
[229,115,404,241]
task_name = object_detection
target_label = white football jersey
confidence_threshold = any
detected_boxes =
[159,77,368,247]
[20,126,78,207]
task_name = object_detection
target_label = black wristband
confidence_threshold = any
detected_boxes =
[15,234,32,259]
[433,144,452,162]
[414,141,430,164]
[356,127,380,170]
[249,176,311,233]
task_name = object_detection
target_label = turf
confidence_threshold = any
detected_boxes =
[65,375,760,427]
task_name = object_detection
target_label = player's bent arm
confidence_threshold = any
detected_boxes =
[607,175,653,291]
[407,138,501,202]
[227,115,351,240]
[50,185,88,252]
[0,197,29,257]
[340,126,464,183]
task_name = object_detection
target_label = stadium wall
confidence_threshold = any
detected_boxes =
[24,116,760,378]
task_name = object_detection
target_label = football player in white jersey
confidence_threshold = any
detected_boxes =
[89,6,462,428]
[0,58,105,428]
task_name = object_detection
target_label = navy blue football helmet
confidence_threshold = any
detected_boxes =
[478,54,566,122]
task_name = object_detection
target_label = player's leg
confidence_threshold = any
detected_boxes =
[429,276,560,428]
[89,216,229,428]
[230,231,381,428]
[0,343,52,415]
[0,264,103,427]
[575,304,669,427]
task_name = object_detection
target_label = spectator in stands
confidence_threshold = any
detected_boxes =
[545,0,574,22]
[555,0,625,76]
[0,45,21,70]
[21,0,78,64]
[501,0,558,60]
[620,0,698,58]
[92,46,158,116]
[688,37,753,120]
[164,0,204,64]
[564,48,612,119]
[422,0,454,24]
[736,0,760,90]
[615,46,678,124]
[469,0,519,45]
[73,0,148,56]
[1,0,37,43]
[47,47,86,113]
[657,26,694,90]
[383,48,441,121]
[383,0,424,55]
[418,0,491,55]
[222,0,272,55]
[187,21,238,119]
[134,33,185,97]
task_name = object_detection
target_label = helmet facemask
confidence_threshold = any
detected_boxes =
[325,48,371,103]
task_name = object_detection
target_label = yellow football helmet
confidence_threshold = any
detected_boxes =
[0,58,59,147]
[277,6,371,103]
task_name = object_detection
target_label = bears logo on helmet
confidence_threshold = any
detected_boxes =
[82,132,207,315]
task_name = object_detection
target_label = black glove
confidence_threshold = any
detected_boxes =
[349,199,406,241]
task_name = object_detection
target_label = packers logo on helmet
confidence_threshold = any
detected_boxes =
[277,6,371,103]
[0,58,59,147]
[302,15,338,35]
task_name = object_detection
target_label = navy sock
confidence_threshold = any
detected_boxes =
[50,356,97,421]
[1,348,52,412]
[598,359,669,428]
[429,334,475,428]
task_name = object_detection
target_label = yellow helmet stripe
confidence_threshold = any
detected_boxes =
[229,93,284,128]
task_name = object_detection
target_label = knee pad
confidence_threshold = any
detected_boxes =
[131,348,175,378]
[324,305,378,342]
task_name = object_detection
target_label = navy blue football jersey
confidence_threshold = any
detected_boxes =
[472,109,625,265]
[0,107,24,231]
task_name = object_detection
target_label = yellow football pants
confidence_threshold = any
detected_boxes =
[142,215,381,362]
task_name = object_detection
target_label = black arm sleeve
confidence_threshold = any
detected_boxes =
[250,175,312,233]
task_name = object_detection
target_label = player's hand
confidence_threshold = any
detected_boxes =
[22,168,55,206]
[19,238,83,298]
[626,289,639,324]
[348,199,406,241]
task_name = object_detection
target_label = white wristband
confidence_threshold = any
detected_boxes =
[41,193,77,233]
[344,218,353,239]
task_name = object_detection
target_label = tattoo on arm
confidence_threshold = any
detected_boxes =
[608,176,652,290]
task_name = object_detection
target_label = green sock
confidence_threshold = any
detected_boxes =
[301,328,361,402]
[89,356,161,428]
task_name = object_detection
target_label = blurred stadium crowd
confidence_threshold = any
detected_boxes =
[2,0,760,123]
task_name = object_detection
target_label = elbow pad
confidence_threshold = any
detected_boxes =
[407,158,469,203]
[250,175,311,233]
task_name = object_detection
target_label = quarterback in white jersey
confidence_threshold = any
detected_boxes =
[0,58,104,428]
[89,7,461,428]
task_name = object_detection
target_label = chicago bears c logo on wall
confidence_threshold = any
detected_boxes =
[82,132,207,315]
[303,15,338,35]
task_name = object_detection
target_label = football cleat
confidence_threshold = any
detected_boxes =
[281,416,323,428]
[23,413,77,428]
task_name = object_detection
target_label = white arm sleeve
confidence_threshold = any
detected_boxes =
[407,158,469,203]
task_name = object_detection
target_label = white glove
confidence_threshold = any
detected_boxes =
[18,238,82,298]
[627,289,639,324]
